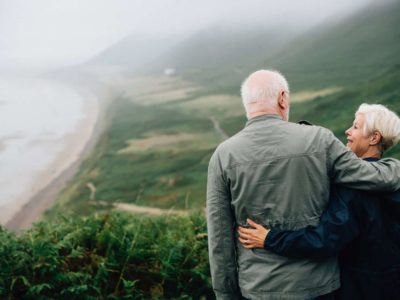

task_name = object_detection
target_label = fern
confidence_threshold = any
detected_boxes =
[0,211,213,299]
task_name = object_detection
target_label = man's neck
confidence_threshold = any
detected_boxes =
[248,110,281,120]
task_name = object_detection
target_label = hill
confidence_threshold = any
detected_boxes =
[86,34,182,71]
[136,0,400,92]
[270,0,400,90]
[87,1,400,93]
[134,23,301,90]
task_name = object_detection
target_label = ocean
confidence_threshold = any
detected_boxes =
[0,75,93,224]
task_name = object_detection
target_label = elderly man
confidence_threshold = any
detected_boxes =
[206,70,400,300]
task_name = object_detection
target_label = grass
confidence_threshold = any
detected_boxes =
[289,65,400,151]
[49,64,400,218]
[48,93,222,217]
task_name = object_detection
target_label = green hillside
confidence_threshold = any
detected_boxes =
[47,64,400,217]
[137,24,300,91]
[290,65,400,145]
[140,0,400,93]
[271,0,400,90]
[49,93,220,216]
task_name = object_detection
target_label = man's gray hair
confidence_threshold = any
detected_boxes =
[356,103,400,151]
[241,69,290,107]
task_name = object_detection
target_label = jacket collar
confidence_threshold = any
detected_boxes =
[363,157,380,162]
[245,114,282,127]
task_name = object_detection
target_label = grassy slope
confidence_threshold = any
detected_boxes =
[141,1,400,93]
[137,24,300,91]
[49,91,223,216]
[290,66,400,146]
[49,64,400,217]
[271,0,400,90]
[219,65,400,157]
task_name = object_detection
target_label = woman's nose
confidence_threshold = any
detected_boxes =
[345,128,351,136]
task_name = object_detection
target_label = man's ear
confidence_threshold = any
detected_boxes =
[369,131,382,146]
[278,91,286,109]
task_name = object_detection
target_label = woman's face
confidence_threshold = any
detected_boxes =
[345,114,371,157]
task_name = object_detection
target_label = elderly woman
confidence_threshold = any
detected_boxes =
[238,103,400,300]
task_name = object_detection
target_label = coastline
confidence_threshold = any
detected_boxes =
[5,87,107,231]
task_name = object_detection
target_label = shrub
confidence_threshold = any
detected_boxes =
[0,212,214,299]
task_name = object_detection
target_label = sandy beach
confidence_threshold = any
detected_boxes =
[4,86,105,231]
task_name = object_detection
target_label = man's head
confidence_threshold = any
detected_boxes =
[241,70,290,120]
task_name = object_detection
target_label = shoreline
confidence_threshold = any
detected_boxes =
[5,86,108,231]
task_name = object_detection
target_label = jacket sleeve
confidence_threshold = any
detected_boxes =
[264,186,360,259]
[207,150,241,300]
[325,130,400,191]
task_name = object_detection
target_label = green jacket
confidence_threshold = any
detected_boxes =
[207,114,400,300]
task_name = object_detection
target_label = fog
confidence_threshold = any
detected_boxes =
[0,0,377,70]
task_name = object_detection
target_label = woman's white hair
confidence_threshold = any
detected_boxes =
[241,69,290,107]
[356,103,400,151]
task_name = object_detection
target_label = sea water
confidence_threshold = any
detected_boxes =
[0,75,87,223]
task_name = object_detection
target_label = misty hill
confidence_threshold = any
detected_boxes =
[271,0,400,90]
[87,34,182,71]
[86,22,305,84]
[110,0,398,92]
[132,24,301,88]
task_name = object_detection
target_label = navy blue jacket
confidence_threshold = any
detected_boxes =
[264,158,400,300]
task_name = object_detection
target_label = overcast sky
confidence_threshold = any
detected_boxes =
[0,0,376,70]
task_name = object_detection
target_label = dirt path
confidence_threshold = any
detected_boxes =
[114,202,188,216]
[209,117,229,140]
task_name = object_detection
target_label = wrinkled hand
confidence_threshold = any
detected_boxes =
[238,218,270,249]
